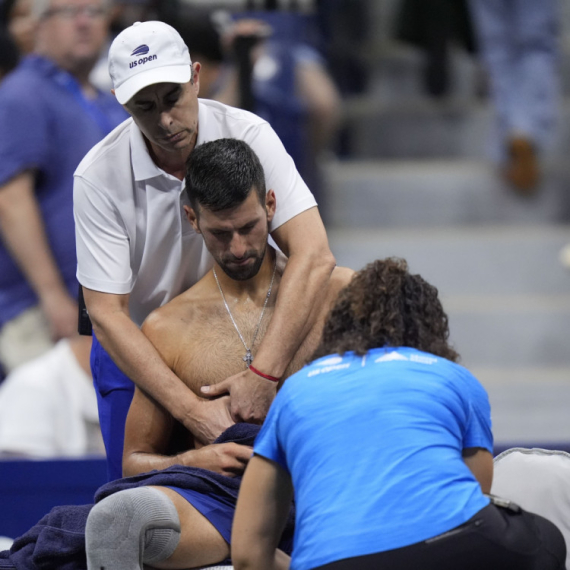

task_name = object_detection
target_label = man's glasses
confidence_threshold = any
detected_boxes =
[42,5,107,20]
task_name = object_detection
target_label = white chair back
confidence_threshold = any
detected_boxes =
[492,447,570,569]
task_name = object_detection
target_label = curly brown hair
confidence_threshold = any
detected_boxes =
[312,258,459,362]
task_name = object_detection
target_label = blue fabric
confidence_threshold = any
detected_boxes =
[161,485,293,563]
[0,425,294,569]
[0,56,127,326]
[158,422,294,553]
[233,12,323,194]
[467,0,559,158]
[90,332,134,482]
[0,504,93,570]
[96,423,262,502]
[253,42,308,180]
[254,347,493,570]
[164,486,235,544]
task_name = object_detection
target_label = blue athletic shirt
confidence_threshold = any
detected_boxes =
[254,346,493,570]
[0,56,127,326]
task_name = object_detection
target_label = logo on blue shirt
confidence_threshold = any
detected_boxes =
[308,356,351,377]
[131,45,150,57]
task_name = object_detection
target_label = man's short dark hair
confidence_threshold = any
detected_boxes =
[185,138,266,214]
[312,257,459,363]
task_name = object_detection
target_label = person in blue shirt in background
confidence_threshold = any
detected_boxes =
[172,7,341,219]
[232,257,566,570]
[0,0,127,375]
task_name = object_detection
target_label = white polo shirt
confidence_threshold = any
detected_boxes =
[74,99,316,326]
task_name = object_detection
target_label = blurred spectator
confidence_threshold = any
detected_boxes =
[468,0,559,194]
[175,9,341,213]
[88,0,154,91]
[2,0,36,55]
[315,0,371,96]
[0,29,19,81]
[395,0,476,98]
[0,336,103,457]
[0,0,127,374]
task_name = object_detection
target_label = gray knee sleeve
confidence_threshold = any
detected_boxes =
[85,487,181,570]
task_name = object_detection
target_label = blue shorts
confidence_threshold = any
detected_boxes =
[164,486,294,556]
[164,486,235,544]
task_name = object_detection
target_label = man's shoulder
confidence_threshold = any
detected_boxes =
[331,266,354,285]
[74,118,133,178]
[326,266,354,298]
[198,98,268,136]
[142,279,218,339]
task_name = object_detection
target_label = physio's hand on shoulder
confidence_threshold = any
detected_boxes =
[201,368,277,424]
[186,394,234,446]
[40,290,79,341]
[181,442,253,477]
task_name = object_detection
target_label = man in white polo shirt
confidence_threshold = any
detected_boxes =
[73,21,335,480]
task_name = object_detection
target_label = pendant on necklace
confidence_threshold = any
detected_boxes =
[243,349,253,367]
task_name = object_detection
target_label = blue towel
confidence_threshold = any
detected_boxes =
[96,423,261,503]
[0,424,294,569]
[0,504,92,570]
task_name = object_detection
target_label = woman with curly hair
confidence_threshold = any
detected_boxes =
[232,258,566,570]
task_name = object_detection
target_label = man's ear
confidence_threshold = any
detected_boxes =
[265,189,276,224]
[192,62,201,95]
[183,205,201,233]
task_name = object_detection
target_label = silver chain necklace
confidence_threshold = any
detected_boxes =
[213,260,277,367]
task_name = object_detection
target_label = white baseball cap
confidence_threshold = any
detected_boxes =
[108,21,192,105]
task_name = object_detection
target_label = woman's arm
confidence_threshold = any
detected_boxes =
[232,454,293,570]
[463,447,494,494]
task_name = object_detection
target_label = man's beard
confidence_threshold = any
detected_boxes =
[218,246,267,281]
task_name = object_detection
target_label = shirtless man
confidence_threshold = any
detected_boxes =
[84,138,353,570]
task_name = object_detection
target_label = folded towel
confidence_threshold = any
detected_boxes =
[0,424,293,570]
[0,504,92,570]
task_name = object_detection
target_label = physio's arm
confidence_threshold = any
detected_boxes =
[83,287,232,445]
[463,447,494,494]
[232,455,293,570]
[123,386,251,477]
[0,172,77,339]
[259,207,336,377]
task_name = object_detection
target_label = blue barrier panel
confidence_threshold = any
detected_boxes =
[0,457,106,539]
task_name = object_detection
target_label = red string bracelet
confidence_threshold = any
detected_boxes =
[249,364,280,383]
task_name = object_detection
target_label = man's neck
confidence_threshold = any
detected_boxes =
[214,247,278,304]
[146,136,196,181]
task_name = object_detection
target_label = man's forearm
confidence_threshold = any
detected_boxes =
[124,443,251,478]
[123,449,190,477]
[252,247,335,378]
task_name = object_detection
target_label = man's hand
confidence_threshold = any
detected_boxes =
[40,290,78,341]
[201,368,277,423]
[180,442,253,477]
[182,395,234,446]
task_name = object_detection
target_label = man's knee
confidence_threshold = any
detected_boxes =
[85,487,181,569]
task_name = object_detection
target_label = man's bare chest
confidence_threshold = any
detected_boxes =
[173,306,274,392]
